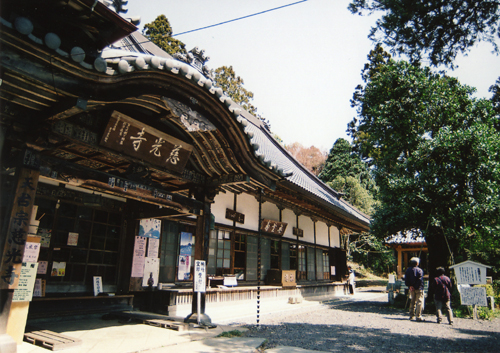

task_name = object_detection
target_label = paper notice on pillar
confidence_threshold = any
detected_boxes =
[51,262,66,276]
[178,255,191,280]
[37,261,48,274]
[22,242,41,262]
[131,236,147,277]
[147,238,160,258]
[142,257,159,287]
[13,262,39,302]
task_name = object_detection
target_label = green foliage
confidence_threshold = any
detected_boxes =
[320,138,377,192]
[213,66,259,116]
[349,55,500,277]
[218,330,243,338]
[348,0,500,68]
[328,176,378,215]
[348,232,394,274]
[143,15,187,55]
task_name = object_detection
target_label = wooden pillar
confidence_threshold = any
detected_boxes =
[185,188,215,325]
[1,149,40,349]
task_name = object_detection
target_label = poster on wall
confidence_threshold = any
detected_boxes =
[178,255,191,280]
[147,238,160,258]
[177,232,193,281]
[37,261,48,274]
[131,236,147,277]
[138,218,161,239]
[33,278,43,297]
[13,262,39,302]
[51,262,66,276]
[142,257,160,287]
[39,229,51,248]
[93,276,103,296]
[67,232,79,246]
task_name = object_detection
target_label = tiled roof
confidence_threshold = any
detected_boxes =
[1,10,370,227]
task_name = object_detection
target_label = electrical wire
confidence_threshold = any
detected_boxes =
[172,0,308,36]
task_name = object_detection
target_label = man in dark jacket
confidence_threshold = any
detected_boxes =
[430,267,454,325]
[405,257,425,321]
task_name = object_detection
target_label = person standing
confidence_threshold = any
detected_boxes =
[431,267,454,325]
[405,257,425,321]
[347,266,355,295]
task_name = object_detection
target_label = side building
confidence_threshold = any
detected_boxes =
[0,0,370,346]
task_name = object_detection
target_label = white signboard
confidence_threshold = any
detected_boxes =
[131,236,147,277]
[194,260,206,293]
[93,276,103,296]
[455,266,485,285]
[460,287,488,306]
[13,262,39,302]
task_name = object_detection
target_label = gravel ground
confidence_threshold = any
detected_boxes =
[238,287,500,352]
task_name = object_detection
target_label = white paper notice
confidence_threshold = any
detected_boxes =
[147,238,160,258]
[22,242,41,262]
[131,236,147,277]
[13,262,39,302]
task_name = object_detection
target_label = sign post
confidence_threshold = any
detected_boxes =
[194,260,206,325]
[450,260,491,320]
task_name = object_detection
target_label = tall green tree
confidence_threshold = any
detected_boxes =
[320,138,376,193]
[350,56,500,277]
[348,0,500,68]
[213,66,258,115]
[143,15,187,55]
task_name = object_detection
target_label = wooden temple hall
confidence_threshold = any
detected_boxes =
[0,0,370,348]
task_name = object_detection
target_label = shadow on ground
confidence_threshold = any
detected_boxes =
[244,320,500,352]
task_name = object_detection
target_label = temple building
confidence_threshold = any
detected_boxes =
[0,0,370,349]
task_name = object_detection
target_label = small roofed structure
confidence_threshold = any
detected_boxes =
[385,230,428,279]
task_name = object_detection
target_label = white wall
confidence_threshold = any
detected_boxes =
[316,222,330,247]
[282,208,296,239]
[330,226,340,248]
[299,215,315,244]
[261,201,279,221]
[236,193,260,231]
[212,191,234,227]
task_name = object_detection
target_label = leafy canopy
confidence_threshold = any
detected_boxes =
[348,0,500,68]
[143,15,187,55]
[349,55,500,274]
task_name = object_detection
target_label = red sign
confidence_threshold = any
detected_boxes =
[260,219,287,236]
[101,111,193,174]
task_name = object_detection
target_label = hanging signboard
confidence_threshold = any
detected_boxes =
[225,208,245,224]
[260,219,287,236]
[293,227,304,237]
[101,111,193,174]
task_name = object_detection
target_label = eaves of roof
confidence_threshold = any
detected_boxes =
[2,9,371,227]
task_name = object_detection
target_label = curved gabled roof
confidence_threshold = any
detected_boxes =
[0,8,370,229]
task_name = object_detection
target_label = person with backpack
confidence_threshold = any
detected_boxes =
[405,257,425,321]
[430,267,454,325]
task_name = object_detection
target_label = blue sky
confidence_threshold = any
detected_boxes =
[124,0,500,151]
